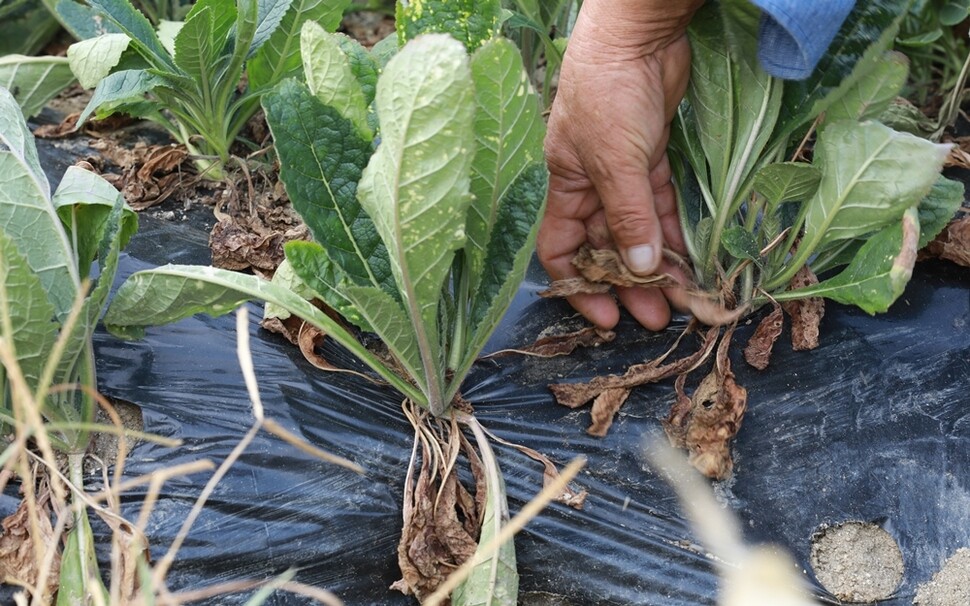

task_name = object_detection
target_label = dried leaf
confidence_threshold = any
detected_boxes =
[484,326,615,358]
[0,496,60,599]
[664,329,748,479]
[297,322,340,372]
[743,304,784,370]
[924,215,970,268]
[479,431,587,510]
[783,265,824,351]
[538,277,611,297]
[944,144,970,169]
[587,387,630,437]
[549,326,719,409]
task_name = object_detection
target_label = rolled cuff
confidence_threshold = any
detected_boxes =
[750,0,856,80]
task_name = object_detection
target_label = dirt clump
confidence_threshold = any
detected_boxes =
[914,548,970,606]
[809,521,904,603]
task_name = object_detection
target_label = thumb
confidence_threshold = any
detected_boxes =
[594,167,664,275]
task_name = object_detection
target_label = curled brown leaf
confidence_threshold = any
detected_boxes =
[924,215,970,268]
[783,266,824,351]
[484,326,615,359]
[743,304,784,370]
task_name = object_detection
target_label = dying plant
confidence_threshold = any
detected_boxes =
[103,2,575,602]
[544,0,965,478]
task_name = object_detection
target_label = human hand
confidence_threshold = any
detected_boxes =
[539,0,701,330]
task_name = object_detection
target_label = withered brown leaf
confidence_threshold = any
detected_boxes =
[783,265,824,351]
[743,304,784,370]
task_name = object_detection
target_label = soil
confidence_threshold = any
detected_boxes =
[88,397,144,474]
[914,548,970,606]
[809,521,905,603]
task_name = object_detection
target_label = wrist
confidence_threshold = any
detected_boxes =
[573,0,702,57]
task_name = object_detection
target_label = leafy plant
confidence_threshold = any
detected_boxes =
[671,0,963,317]
[63,0,351,179]
[0,84,137,603]
[103,6,548,602]
[0,0,63,55]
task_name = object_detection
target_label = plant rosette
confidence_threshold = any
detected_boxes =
[104,3,566,599]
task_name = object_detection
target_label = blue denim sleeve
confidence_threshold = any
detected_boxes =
[749,0,856,80]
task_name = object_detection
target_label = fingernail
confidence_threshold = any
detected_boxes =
[625,244,656,275]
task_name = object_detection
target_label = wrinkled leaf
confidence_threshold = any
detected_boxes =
[721,226,760,262]
[752,162,821,211]
[396,0,501,52]
[0,56,76,119]
[247,0,350,90]
[248,0,294,57]
[68,34,131,89]
[465,38,545,293]
[300,22,371,138]
[262,79,393,292]
[917,175,964,249]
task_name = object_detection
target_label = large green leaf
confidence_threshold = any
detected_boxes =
[300,22,371,138]
[77,69,162,125]
[395,0,501,52]
[248,0,294,57]
[247,0,350,90]
[262,79,393,293]
[356,34,475,411]
[820,51,908,128]
[0,0,60,56]
[0,88,79,320]
[783,208,919,314]
[465,38,544,293]
[0,230,58,392]
[173,6,218,84]
[802,121,949,251]
[57,0,122,41]
[0,56,76,119]
[103,264,422,401]
[68,33,131,89]
[52,166,138,278]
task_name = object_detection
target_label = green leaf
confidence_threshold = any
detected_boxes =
[56,512,107,606]
[249,0,294,57]
[879,98,936,137]
[357,34,475,413]
[282,240,371,330]
[466,38,545,294]
[722,226,760,262]
[263,256,315,320]
[940,0,970,25]
[103,264,423,401]
[300,21,372,138]
[86,0,175,69]
[917,175,964,249]
[173,6,218,83]
[451,452,517,606]
[395,0,501,52]
[342,284,425,395]
[752,162,821,211]
[0,230,59,392]
[77,69,162,125]
[369,32,399,69]
[0,88,80,320]
[262,79,393,292]
[52,165,138,278]
[333,33,379,107]
[803,121,949,250]
[821,51,909,128]
[247,0,351,90]
[68,33,132,89]
[784,208,919,314]
[0,56,77,118]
